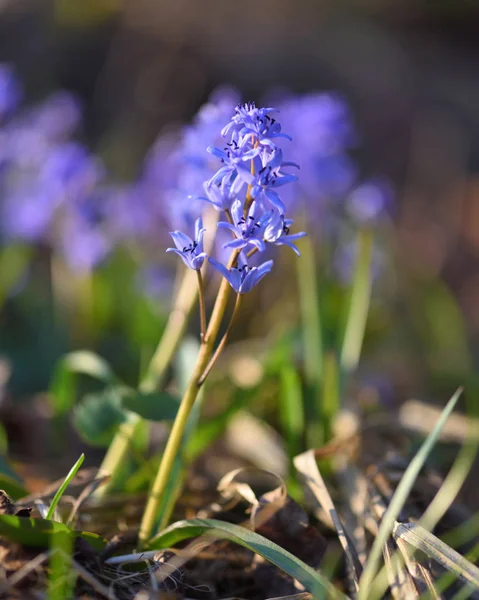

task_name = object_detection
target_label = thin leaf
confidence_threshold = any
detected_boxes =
[0,514,106,550]
[340,227,373,373]
[294,450,362,590]
[357,388,463,600]
[296,228,323,383]
[321,351,339,441]
[279,363,305,459]
[419,389,478,532]
[147,518,348,599]
[46,454,85,520]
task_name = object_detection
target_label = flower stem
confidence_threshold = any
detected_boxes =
[198,293,242,385]
[138,252,240,547]
[196,270,207,342]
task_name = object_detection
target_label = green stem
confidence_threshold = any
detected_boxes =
[198,293,242,385]
[196,270,207,342]
[340,227,373,374]
[138,254,238,547]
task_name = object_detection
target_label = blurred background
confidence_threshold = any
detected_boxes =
[0,0,479,485]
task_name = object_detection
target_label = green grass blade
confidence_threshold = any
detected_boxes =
[357,387,463,600]
[147,518,348,599]
[47,532,75,600]
[46,454,85,521]
[419,387,478,532]
[297,230,323,385]
[321,351,339,442]
[279,363,305,459]
[340,227,373,373]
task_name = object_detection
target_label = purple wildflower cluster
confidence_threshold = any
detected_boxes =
[0,66,113,271]
[0,63,392,291]
[167,102,306,293]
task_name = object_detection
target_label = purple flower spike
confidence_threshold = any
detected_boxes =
[166,217,207,270]
[208,253,273,294]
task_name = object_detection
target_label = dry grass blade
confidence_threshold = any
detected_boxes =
[217,467,288,529]
[395,536,443,600]
[369,480,419,598]
[382,538,418,599]
[393,522,479,591]
[335,462,370,567]
[294,450,362,590]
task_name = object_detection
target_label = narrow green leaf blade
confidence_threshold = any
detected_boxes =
[147,518,348,600]
[46,454,85,520]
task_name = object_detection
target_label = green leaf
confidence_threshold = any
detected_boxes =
[279,363,305,459]
[340,227,373,374]
[46,454,85,520]
[0,514,106,551]
[47,531,75,600]
[121,391,180,421]
[147,518,348,599]
[73,389,127,447]
[50,350,118,416]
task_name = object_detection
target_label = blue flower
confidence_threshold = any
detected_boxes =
[221,102,291,148]
[218,198,271,252]
[199,175,239,211]
[166,217,207,270]
[250,148,299,212]
[207,132,259,188]
[263,209,307,256]
[208,253,273,294]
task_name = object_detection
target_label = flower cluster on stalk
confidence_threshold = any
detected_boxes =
[167,102,306,293]
[0,63,393,294]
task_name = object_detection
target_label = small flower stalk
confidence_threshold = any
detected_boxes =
[139,102,305,547]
